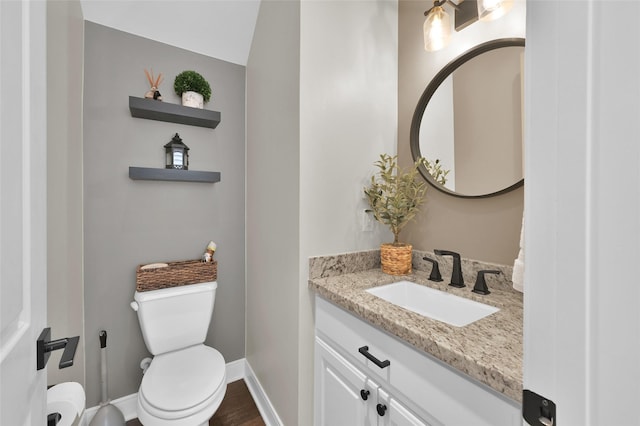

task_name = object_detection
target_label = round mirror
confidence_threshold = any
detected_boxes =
[410,38,525,198]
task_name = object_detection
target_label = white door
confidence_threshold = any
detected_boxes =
[0,0,48,425]
[315,337,374,426]
[525,0,640,424]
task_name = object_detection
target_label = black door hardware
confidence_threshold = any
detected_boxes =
[358,346,390,369]
[36,327,80,370]
[523,389,556,426]
[376,403,387,416]
[360,389,370,401]
[47,412,61,426]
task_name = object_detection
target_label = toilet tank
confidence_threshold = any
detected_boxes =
[133,281,217,355]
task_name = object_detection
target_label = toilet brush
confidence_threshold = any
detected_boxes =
[89,330,125,426]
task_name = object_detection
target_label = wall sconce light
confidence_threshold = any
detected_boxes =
[477,0,513,21]
[423,2,452,52]
[164,133,189,170]
[423,0,514,52]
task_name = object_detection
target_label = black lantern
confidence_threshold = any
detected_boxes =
[164,133,189,170]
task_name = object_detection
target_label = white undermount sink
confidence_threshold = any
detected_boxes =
[366,280,499,327]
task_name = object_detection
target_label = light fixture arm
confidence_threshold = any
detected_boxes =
[424,0,460,16]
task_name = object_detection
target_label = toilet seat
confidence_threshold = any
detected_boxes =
[138,344,226,421]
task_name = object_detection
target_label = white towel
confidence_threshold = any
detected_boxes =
[512,215,524,292]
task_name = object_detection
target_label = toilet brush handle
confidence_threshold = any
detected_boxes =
[99,331,108,403]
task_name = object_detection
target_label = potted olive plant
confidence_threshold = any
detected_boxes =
[174,70,212,109]
[364,154,427,275]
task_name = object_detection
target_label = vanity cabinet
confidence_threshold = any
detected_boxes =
[314,296,521,426]
[316,336,429,426]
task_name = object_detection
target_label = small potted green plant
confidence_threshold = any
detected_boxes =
[174,70,212,109]
[364,154,427,275]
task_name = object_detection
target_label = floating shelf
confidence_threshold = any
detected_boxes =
[129,96,221,129]
[129,167,221,183]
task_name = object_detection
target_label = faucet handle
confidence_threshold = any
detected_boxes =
[472,270,502,295]
[422,257,443,282]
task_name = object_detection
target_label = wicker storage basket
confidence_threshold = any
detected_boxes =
[380,243,412,275]
[136,259,217,292]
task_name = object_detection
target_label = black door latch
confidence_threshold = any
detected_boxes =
[523,389,556,426]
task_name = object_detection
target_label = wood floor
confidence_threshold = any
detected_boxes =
[126,379,265,426]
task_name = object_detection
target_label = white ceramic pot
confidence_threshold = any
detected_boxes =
[181,91,204,109]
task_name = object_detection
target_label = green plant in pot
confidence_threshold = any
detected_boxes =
[364,154,427,275]
[174,70,212,109]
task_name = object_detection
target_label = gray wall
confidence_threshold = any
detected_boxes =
[47,0,85,387]
[246,1,301,425]
[398,0,525,265]
[83,22,246,406]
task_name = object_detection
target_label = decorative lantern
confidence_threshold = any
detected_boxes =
[164,133,189,170]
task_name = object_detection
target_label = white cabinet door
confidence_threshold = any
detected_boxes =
[315,337,375,426]
[377,388,434,426]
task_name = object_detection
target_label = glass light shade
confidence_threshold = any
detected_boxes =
[423,6,451,52]
[477,0,514,21]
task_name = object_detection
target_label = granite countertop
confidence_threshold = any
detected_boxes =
[308,251,523,403]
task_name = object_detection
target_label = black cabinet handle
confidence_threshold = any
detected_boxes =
[360,389,370,401]
[358,346,390,369]
[377,403,387,416]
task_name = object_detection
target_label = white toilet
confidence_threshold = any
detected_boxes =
[131,281,226,426]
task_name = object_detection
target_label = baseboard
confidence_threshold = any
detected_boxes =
[244,360,283,426]
[79,358,281,425]
[80,392,137,425]
[225,357,246,383]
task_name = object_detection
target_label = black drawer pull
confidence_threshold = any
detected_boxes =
[358,346,390,369]
[377,403,387,416]
[360,389,370,400]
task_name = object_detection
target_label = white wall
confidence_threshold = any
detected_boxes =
[299,0,398,423]
[246,1,301,425]
[247,0,398,424]
[299,0,398,254]
[80,0,260,66]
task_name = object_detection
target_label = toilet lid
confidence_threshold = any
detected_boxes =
[141,345,225,412]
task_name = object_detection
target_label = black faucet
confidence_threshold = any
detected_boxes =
[472,270,502,295]
[434,249,465,288]
[422,257,443,282]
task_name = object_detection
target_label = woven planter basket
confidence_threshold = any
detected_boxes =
[380,243,412,275]
[136,259,217,292]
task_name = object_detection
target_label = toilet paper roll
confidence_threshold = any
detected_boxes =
[47,382,85,426]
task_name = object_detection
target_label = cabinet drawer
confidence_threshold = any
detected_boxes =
[315,296,520,426]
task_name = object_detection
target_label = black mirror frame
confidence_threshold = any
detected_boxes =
[410,37,526,199]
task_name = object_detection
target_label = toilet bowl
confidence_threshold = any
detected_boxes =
[131,281,226,426]
[137,345,226,426]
